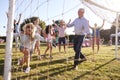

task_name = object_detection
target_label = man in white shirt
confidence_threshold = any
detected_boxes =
[67,8,90,70]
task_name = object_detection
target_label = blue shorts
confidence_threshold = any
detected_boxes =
[58,37,66,44]
[20,45,33,55]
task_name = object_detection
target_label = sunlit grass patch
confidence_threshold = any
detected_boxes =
[0,43,120,80]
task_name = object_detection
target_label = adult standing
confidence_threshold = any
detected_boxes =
[67,8,90,70]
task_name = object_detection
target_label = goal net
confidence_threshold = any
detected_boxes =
[80,0,120,58]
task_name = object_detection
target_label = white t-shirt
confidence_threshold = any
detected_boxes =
[14,32,45,50]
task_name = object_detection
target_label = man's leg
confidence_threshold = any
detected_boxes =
[73,35,85,68]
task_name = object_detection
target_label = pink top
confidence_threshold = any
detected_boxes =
[45,34,52,43]
[58,26,66,37]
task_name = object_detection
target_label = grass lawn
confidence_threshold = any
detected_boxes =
[0,43,120,80]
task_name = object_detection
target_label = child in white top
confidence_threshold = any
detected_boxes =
[14,23,45,73]
[32,17,42,60]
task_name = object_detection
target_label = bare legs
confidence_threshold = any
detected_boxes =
[58,44,66,53]
[91,37,100,53]
[19,48,30,68]
[44,42,52,58]
[34,41,41,60]
[58,37,66,53]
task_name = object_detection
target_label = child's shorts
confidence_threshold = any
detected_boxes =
[20,45,33,55]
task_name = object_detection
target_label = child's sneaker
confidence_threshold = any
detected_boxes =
[50,56,53,59]
[37,55,41,60]
[42,54,47,59]
[25,67,31,73]
[17,58,21,65]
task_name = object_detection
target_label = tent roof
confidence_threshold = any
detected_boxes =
[110,32,120,37]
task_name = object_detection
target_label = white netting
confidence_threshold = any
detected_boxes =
[81,0,120,24]
[4,0,120,80]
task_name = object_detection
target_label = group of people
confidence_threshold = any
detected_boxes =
[12,8,105,73]
[13,16,70,73]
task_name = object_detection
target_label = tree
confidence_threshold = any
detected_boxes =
[39,20,46,29]
[20,18,30,31]
[100,14,120,44]
[20,17,46,31]
[110,15,120,33]
[100,29,110,44]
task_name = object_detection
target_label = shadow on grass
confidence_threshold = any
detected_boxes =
[38,65,73,80]
[0,52,4,54]
[0,59,4,76]
[73,58,116,80]
[0,56,22,76]
[30,56,74,70]
[12,65,73,80]
[0,44,5,49]
[0,49,94,79]
[11,52,94,80]
[11,54,74,80]
[0,58,21,76]
[11,51,93,73]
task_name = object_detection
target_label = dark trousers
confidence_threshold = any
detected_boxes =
[74,35,85,66]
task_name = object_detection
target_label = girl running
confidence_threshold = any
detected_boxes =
[15,23,45,73]
[32,17,42,60]
[43,25,53,59]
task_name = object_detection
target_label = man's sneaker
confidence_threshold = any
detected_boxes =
[25,67,31,73]
[73,65,78,70]
[80,58,87,62]
[78,58,87,64]
[75,66,78,70]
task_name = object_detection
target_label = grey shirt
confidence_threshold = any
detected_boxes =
[67,17,90,35]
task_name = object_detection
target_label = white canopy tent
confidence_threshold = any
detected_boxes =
[110,32,120,37]
[110,32,120,45]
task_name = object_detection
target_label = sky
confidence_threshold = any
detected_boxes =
[0,0,120,36]
[0,0,8,36]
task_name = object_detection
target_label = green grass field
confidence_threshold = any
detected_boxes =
[0,43,120,80]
